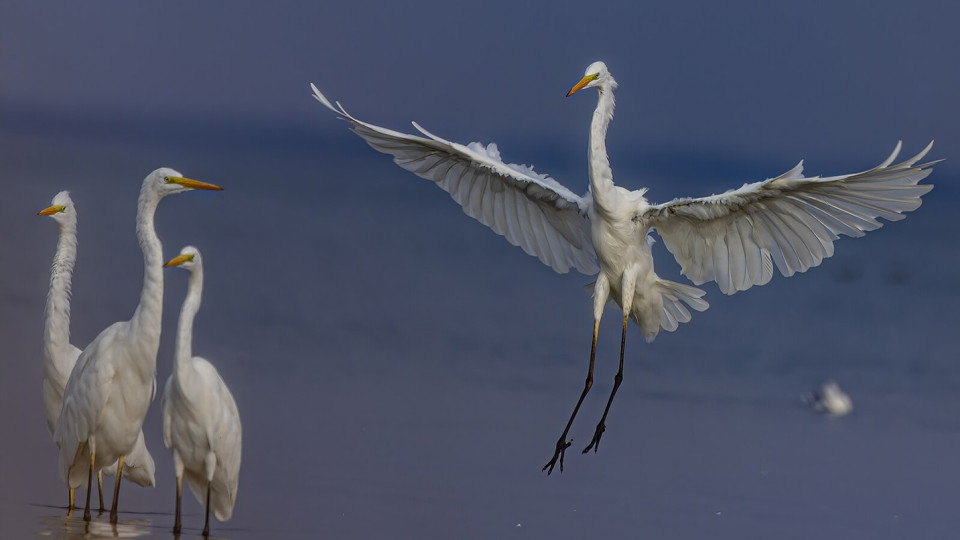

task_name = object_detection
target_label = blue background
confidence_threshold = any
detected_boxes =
[1,2,958,538]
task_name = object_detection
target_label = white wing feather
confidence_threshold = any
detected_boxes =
[642,142,936,294]
[55,323,122,487]
[311,84,599,275]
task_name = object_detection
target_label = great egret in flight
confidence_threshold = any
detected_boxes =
[39,193,156,515]
[310,61,935,474]
[55,169,223,522]
[163,246,242,537]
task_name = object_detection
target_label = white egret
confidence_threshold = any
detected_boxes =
[39,193,156,515]
[310,61,935,474]
[55,169,223,522]
[162,246,241,537]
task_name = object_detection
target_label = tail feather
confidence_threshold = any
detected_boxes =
[645,279,709,339]
[183,470,237,522]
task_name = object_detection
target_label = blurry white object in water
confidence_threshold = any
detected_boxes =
[312,61,934,475]
[54,170,223,523]
[162,246,242,538]
[39,192,155,515]
[805,381,853,416]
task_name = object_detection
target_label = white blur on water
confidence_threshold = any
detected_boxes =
[805,381,854,416]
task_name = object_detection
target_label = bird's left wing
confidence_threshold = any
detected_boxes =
[641,142,936,294]
[311,85,599,275]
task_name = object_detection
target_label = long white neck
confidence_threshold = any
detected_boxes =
[173,262,202,384]
[131,185,164,350]
[588,80,618,209]
[43,214,78,364]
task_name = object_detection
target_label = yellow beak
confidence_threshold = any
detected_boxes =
[566,74,597,97]
[164,253,195,267]
[166,176,223,191]
[38,204,66,216]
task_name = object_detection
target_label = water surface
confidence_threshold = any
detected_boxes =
[1,123,958,539]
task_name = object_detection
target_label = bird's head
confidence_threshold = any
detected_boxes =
[164,245,202,272]
[38,190,75,225]
[144,167,223,197]
[566,61,616,97]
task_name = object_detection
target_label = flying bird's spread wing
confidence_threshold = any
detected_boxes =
[641,142,936,294]
[311,84,599,275]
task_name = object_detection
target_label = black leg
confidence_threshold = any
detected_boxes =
[543,319,600,474]
[109,455,124,524]
[83,451,94,521]
[202,482,211,537]
[584,314,628,453]
[174,475,182,534]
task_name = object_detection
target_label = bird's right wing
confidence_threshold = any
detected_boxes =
[311,85,599,275]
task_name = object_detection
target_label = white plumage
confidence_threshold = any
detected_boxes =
[40,191,81,438]
[642,142,934,294]
[162,246,241,537]
[39,192,155,514]
[311,61,934,474]
[312,89,598,276]
[54,170,222,522]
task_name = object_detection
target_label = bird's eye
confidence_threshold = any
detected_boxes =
[164,177,174,184]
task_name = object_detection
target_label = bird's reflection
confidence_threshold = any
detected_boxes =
[38,514,152,539]
[38,513,236,540]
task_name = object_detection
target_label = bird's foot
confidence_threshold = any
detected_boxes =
[542,438,571,474]
[582,422,605,453]
[82,508,91,522]
[109,509,118,525]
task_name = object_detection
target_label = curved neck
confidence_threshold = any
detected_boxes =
[131,187,164,342]
[174,265,202,382]
[588,83,617,207]
[44,215,78,358]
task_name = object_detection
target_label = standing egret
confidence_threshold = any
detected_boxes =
[310,61,935,474]
[39,193,156,515]
[162,246,241,537]
[55,169,222,522]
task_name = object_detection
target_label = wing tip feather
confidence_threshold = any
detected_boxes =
[876,140,903,169]
[309,83,336,111]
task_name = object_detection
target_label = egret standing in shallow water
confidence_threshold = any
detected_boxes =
[55,169,223,522]
[311,61,935,474]
[39,192,156,515]
[163,246,241,537]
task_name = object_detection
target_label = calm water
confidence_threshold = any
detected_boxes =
[1,125,959,539]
